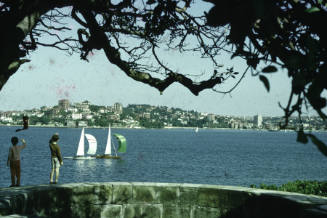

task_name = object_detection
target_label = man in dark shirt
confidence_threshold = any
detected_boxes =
[49,133,63,184]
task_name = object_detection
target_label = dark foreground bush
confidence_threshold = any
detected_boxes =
[250,180,327,197]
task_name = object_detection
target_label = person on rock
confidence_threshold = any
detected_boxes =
[49,133,63,184]
[7,137,26,187]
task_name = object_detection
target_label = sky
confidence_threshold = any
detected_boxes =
[0,45,293,117]
[0,2,297,117]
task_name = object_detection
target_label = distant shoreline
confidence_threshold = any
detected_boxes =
[1,124,326,132]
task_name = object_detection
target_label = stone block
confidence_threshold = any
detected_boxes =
[100,205,122,218]
[70,193,99,205]
[67,184,107,203]
[179,186,199,206]
[0,199,12,215]
[8,194,28,215]
[70,183,96,195]
[70,204,105,218]
[162,205,191,218]
[197,186,249,210]
[92,183,113,204]
[143,204,162,218]
[157,186,180,205]
[124,203,162,218]
[70,202,121,218]
[124,203,143,218]
[131,183,180,204]
[112,183,133,204]
[192,205,221,218]
[24,187,71,217]
[132,186,157,203]
[28,189,57,215]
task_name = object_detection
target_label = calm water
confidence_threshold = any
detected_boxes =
[1,126,327,188]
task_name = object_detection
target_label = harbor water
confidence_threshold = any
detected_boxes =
[1,126,327,188]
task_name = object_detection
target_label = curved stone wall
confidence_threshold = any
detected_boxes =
[0,182,327,218]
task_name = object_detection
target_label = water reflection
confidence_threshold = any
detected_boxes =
[103,159,113,167]
[74,159,97,169]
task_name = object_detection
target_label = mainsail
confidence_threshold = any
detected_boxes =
[85,133,97,155]
[76,128,85,156]
[114,133,127,153]
[104,125,112,155]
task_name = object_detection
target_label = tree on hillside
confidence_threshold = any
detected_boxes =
[205,0,327,155]
[0,0,326,154]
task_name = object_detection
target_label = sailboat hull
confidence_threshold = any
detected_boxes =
[73,156,96,160]
[94,154,121,159]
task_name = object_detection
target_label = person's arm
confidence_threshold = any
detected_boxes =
[56,145,63,164]
[21,139,26,149]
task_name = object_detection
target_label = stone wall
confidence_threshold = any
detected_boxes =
[0,182,327,218]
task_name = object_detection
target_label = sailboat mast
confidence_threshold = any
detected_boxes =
[112,141,118,156]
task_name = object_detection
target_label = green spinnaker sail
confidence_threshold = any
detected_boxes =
[113,133,127,153]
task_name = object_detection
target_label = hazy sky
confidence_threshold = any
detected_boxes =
[0,45,293,116]
[0,2,296,117]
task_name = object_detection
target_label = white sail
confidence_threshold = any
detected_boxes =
[85,133,97,155]
[76,128,85,156]
[104,125,112,155]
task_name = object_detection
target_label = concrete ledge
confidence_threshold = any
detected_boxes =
[0,182,327,218]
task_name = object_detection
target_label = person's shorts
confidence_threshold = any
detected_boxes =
[51,157,60,169]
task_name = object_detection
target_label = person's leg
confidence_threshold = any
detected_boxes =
[50,168,55,183]
[50,158,55,183]
[55,167,60,183]
[9,161,15,186]
[54,158,60,183]
[16,160,21,186]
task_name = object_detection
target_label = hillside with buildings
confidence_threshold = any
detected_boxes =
[0,99,326,131]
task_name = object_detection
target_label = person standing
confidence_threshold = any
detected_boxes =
[7,137,26,187]
[49,133,63,184]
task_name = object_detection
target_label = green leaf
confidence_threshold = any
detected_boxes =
[259,75,270,92]
[262,65,277,73]
[306,7,320,13]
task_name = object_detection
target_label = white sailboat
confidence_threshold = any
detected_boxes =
[73,128,97,160]
[195,127,199,133]
[96,125,126,159]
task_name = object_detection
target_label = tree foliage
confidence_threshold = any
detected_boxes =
[205,0,327,154]
[0,0,327,154]
[0,0,234,95]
